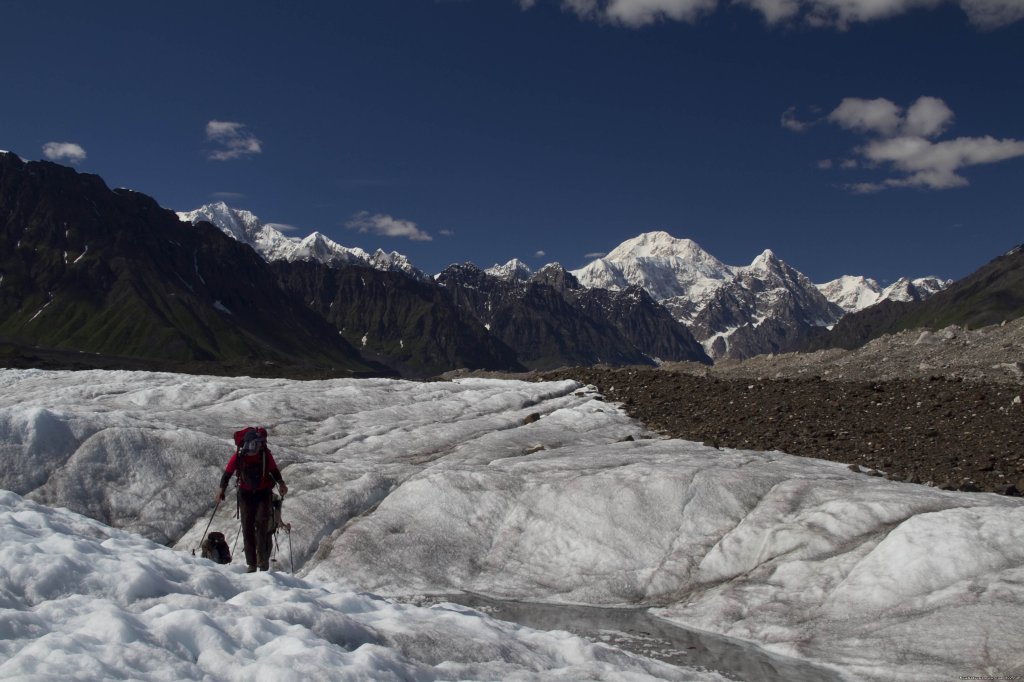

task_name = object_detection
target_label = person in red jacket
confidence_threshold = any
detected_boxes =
[215,427,288,572]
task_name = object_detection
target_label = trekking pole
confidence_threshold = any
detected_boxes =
[231,519,243,557]
[192,499,221,556]
[288,528,294,574]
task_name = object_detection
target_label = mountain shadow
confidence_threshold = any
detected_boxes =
[0,153,385,377]
[270,260,525,379]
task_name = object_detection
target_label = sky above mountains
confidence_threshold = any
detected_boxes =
[2,0,1022,282]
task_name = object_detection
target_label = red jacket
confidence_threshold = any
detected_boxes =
[219,448,283,492]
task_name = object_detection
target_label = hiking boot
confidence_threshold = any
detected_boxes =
[258,562,270,571]
[246,565,257,573]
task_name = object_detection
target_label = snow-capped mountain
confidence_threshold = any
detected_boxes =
[178,202,426,280]
[571,231,948,360]
[572,233,841,359]
[818,275,953,314]
[485,258,533,282]
[573,231,736,304]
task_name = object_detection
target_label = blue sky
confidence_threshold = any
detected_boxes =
[2,0,1022,283]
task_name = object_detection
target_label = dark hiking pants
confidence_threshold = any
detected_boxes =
[238,488,273,569]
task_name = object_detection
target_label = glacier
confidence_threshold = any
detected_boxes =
[0,368,1021,681]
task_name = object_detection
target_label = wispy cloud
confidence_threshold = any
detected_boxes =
[584,251,607,259]
[346,212,433,241]
[42,142,87,164]
[210,191,247,200]
[793,96,1024,192]
[781,106,814,132]
[265,222,300,233]
[206,120,262,161]
[535,250,547,258]
[521,0,1023,28]
[439,229,455,237]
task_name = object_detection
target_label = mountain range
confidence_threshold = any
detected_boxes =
[180,203,950,363]
[4,152,1008,378]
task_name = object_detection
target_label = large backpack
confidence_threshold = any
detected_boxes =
[233,426,270,489]
[200,531,232,564]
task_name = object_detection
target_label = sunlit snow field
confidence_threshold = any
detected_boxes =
[1,369,1022,681]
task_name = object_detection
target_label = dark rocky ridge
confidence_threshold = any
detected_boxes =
[807,245,1024,351]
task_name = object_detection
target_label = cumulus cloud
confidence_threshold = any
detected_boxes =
[206,120,262,161]
[522,0,1023,28]
[827,98,905,136]
[827,96,954,138]
[346,212,433,241]
[42,142,87,164]
[802,95,1024,191]
[860,134,1024,189]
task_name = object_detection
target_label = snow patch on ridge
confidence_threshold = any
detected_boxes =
[178,202,426,279]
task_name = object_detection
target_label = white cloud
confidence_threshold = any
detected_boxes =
[584,251,607,259]
[740,0,803,22]
[813,96,1024,191]
[861,135,1024,189]
[535,250,547,258]
[781,106,814,132]
[959,0,1024,28]
[606,0,717,25]
[827,98,904,136]
[41,142,87,164]
[210,191,247,200]
[817,159,834,169]
[524,0,1023,28]
[533,0,720,25]
[902,96,955,137]
[439,229,455,237]
[346,212,433,241]
[205,120,262,161]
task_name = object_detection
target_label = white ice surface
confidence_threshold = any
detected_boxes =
[1,369,1022,681]
[0,490,704,681]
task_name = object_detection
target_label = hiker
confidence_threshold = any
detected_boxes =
[215,427,288,572]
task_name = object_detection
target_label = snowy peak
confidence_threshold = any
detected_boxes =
[748,248,780,272]
[818,274,952,313]
[177,203,426,279]
[881,276,951,303]
[486,258,533,282]
[817,275,884,314]
[572,232,735,301]
[604,231,713,263]
[178,201,264,247]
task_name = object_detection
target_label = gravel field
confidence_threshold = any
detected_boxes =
[529,319,1024,496]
